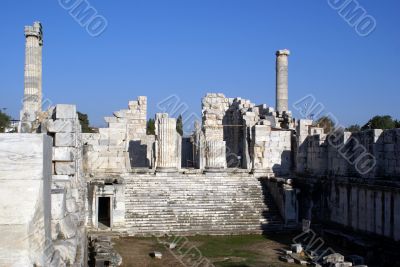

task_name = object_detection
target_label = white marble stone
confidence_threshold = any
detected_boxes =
[53,147,75,161]
[55,162,75,175]
[46,119,75,133]
[55,104,77,119]
[0,134,53,266]
[55,133,75,147]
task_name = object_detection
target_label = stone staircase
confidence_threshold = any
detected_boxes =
[124,174,283,236]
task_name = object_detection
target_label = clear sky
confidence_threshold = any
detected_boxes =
[1,0,399,130]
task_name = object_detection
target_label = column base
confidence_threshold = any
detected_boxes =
[156,167,178,173]
[204,167,226,173]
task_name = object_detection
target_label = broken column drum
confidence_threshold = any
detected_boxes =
[205,140,227,170]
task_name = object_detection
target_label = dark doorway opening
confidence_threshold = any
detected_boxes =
[98,197,111,228]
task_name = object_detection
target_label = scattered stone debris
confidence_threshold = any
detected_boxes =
[279,255,294,263]
[323,253,345,264]
[291,243,303,254]
[88,235,122,267]
[149,251,162,259]
[278,243,369,267]
[280,248,292,255]
[291,254,308,265]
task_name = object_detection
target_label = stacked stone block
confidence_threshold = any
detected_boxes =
[44,104,87,266]
[202,94,229,170]
[83,96,152,173]
[252,123,271,171]
[225,98,258,168]
[202,93,229,141]
[198,93,296,173]
[305,133,328,176]
[327,131,352,176]
[297,126,400,179]
[381,129,400,177]
[295,119,313,173]
[265,130,292,175]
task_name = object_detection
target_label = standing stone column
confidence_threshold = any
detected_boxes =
[201,94,229,171]
[20,22,43,133]
[205,140,226,171]
[276,49,290,114]
[156,113,178,172]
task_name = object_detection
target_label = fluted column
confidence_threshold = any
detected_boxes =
[20,22,43,132]
[205,140,226,171]
[276,49,290,114]
[156,113,178,172]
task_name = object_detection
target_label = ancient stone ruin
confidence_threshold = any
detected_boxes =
[0,22,399,266]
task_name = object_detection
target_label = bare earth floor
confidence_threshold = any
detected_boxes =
[113,234,297,267]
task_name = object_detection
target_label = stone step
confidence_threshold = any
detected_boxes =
[121,175,284,235]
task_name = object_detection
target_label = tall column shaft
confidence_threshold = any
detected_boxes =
[20,22,43,133]
[23,22,43,113]
[156,113,178,171]
[276,49,290,114]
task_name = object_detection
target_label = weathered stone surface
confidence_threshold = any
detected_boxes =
[55,133,75,147]
[276,49,290,113]
[53,147,75,161]
[52,175,71,181]
[0,134,53,266]
[55,104,77,119]
[46,119,75,133]
[155,113,178,171]
[0,134,52,180]
[121,173,283,236]
[51,190,66,220]
[19,22,43,133]
[55,162,75,175]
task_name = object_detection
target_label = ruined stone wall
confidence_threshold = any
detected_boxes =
[296,126,400,241]
[295,119,313,173]
[200,93,293,174]
[327,178,400,241]
[224,98,256,168]
[201,94,229,169]
[305,133,328,176]
[266,130,292,175]
[251,125,292,175]
[297,127,400,178]
[0,104,88,266]
[42,104,87,266]
[83,96,153,174]
[263,178,298,227]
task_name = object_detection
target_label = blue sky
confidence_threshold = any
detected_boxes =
[1,0,399,129]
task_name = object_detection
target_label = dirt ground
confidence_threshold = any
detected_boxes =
[112,234,297,267]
